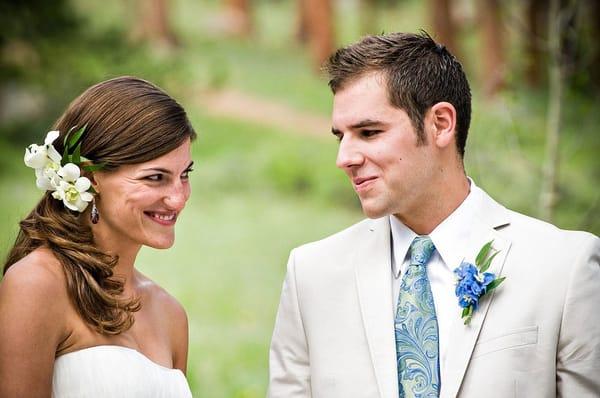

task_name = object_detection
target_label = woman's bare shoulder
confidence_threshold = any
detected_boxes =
[0,247,70,351]
[2,247,67,297]
[0,249,73,396]
[135,272,187,322]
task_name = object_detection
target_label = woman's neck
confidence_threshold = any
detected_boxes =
[91,224,141,293]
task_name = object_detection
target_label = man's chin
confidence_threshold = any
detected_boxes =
[360,203,388,219]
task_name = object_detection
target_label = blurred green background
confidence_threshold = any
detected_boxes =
[1,0,598,396]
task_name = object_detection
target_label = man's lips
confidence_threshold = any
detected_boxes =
[352,176,378,191]
[144,211,178,226]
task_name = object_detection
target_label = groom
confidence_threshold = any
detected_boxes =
[267,32,600,397]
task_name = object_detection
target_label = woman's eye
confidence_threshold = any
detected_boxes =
[181,169,193,180]
[146,174,163,182]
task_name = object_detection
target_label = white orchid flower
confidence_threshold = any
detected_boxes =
[44,130,60,145]
[35,176,56,191]
[58,163,81,182]
[26,130,97,212]
[24,130,62,169]
[51,177,94,212]
[24,144,49,168]
[34,161,61,191]
[43,130,62,162]
[52,163,94,211]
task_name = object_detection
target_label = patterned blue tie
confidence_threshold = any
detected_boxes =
[395,236,440,397]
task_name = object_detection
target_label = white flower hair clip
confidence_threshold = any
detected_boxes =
[24,126,103,212]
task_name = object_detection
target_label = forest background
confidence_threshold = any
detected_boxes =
[1,0,598,396]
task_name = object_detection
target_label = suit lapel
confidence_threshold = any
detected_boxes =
[354,217,399,398]
[440,188,512,398]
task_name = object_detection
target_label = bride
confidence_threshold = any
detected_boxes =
[0,76,196,397]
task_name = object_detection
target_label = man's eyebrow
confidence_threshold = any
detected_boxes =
[332,119,385,135]
[350,119,385,129]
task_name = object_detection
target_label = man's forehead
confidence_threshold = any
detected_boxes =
[332,74,394,127]
[334,71,387,96]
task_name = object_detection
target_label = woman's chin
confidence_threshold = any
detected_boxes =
[145,237,175,250]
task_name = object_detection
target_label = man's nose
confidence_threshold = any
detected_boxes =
[336,136,364,170]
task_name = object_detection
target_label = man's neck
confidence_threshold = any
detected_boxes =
[395,175,471,235]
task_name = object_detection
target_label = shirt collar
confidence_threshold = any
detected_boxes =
[390,215,417,278]
[390,178,483,277]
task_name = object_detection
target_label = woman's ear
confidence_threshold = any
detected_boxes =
[428,101,457,149]
[88,172,100,194]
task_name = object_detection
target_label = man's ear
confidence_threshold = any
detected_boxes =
[428,102,457,149]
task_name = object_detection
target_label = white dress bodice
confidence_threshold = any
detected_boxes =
[52,345,192,397]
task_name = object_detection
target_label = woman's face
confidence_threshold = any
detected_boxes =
[92,138,193,251]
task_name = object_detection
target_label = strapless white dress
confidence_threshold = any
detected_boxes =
[52,345,192,397]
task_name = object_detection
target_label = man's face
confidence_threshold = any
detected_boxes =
[332,72,438,220]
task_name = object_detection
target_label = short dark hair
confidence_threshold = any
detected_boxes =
[324,31,471,157]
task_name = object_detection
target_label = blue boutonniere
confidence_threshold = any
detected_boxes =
[454,240,505,325]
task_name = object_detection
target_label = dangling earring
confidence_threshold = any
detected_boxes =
[91,197,99,224]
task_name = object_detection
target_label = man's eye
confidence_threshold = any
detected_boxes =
[361,129,381,138]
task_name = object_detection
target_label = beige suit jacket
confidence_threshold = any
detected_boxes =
[268,187,600,398]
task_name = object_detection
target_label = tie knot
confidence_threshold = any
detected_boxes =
[409,236,435,266]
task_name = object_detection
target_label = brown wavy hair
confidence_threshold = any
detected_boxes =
[3,76,196,334]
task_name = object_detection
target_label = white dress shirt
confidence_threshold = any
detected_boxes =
[390,179,484,371]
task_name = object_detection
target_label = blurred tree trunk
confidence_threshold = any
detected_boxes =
[132,0,179,48]
[296,0,309,44]
[539,0,564,222]
[360,0,378,35]
[589,0,600,90]
[477,0,505,97]
[303,0,335,71]
[223,0,253,37]
[525,0,547,87]
[427,0,459,58]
